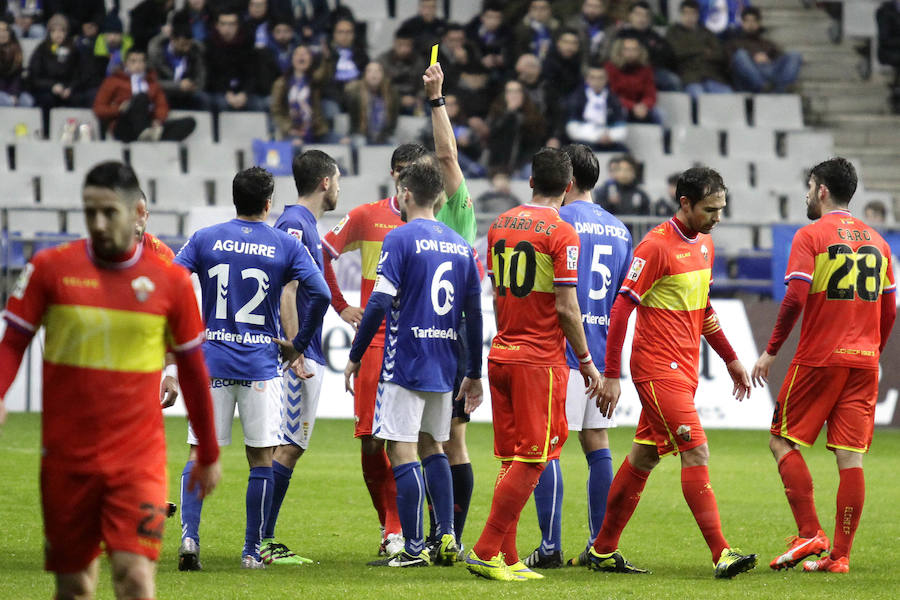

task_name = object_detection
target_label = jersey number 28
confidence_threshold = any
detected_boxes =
[825,243,883,302]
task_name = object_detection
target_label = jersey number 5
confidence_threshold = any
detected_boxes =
[208,263,271,324]
[492,239,536,297]
[826,243,883,302]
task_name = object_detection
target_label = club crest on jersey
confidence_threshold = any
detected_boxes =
[332,215,349,235]
[566,246,579,270]
[627,257,646,281]
[287,227,303,240]
[700,244,709,262]
[677,424,691,442]
[242,226,251,234]
[131,276,155,302]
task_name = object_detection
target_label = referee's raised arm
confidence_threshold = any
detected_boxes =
[424,62,464,199]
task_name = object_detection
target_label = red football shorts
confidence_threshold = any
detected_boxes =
[633,378,706,456]
[771,363,878,453]
[41,462,167,573]
[354,345,384,437]
[488,361,569,462]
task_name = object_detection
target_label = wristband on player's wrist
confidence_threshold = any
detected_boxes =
[164,364,177,379]
[577,351,592,364]
[430,96,445,107]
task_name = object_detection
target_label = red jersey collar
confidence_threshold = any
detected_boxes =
[87,239,143,269]
[670,217,700,244]
[826,209,852,217]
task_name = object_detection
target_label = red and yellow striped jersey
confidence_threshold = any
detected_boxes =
[4,240,205,472]
[621,218,714,385]
[142,231,175,261]
[487,204,580,366]
[785,209,895,369]
[322,197,402,347]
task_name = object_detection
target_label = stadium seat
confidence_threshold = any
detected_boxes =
[668,126,721,159]
[186,143,240,176]
[704,158,752,189]
[724,185,780,223]
[65,209,88,235]
[724,127,776,159]
[169,109,214,147]
[753,94,804,130]
[697,94,749,129]
[656,92,692,127]
[4,172,39,203]
[129,142,182,176]
[333,112,351,137]
[14,140,67,172]
[152,175,208,208]
[39,172,83,207]
[783,192,809,223]
[218,111,269,145]
[341,0,389,19]
[339,175,389,211]
[753,159,807,194]
[356,145,395,179]
[396,0,437,18]
[184,206,237,236]
[783,131,834,162]
[273,176,298,208]
[713,224,754,255]
[146,211,181,237]
[33,231,80,254]
[641,155,693,188]
[210,175,234,206]
[48,108,102,142]
[7,207,60,235]
[303,143,354,175]
[465,178,492,206]
[450,0,481,22]
[625,124,665,158]
[0,107,43,140]
[395,115,427,144]
[71,142,126,171]
[366,18,399,57]
[509,179,533,204]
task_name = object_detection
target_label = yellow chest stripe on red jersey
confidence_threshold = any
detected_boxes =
[43,304,167,372]
[641,268,711,311]
[360,239,387,280]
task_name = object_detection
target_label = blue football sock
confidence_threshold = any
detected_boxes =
[392,461,425,555]
[180,460,203,543]
[586,448,613,546]
[244,466,274,557]
[533,458,563,554]
[422,453,454,540]
[451,462,473,545]
[263,460,293,540]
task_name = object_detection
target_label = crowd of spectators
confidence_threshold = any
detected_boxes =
[0,0,804,215]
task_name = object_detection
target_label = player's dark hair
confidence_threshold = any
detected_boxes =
[233,166,274,216]
[531,147,573,197]
[83,160,142,204]
[675,166,726,208]
[292,149,338,197]
[390,143,428,171]
[631,1,652,12]
[397,154,444,207]
[809,157,857,205]
[741,6,761,20]
[444,22,464,34]
[561,144,599,193]
[680,0,700,11]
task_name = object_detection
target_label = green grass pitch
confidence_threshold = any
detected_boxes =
[2,413,898,599]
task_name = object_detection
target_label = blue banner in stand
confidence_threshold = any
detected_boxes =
[771,224,900,301]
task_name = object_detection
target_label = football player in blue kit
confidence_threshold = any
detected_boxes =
[524,144,633,569]
[174,167,330,570]
[341,156,484,567]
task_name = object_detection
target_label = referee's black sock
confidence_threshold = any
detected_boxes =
[451,462,474,545]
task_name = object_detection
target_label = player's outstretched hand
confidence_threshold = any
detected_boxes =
[727,360,752,401]
[288,354,314,379]
[580,361,603,400]
[188,460,222,500]
[751,351,775,388]
[456,377,483,414]
[423,63,444,99]
[344,360,361,395]
[160,375,179,409]
[274,337,300,364]
[340,306,364,330]
[596,376,619,419]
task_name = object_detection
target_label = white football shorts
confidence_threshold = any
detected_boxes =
[188,376,283,448]
[566,368,616,431]
[372,382,452,443]
[279,358,326,449]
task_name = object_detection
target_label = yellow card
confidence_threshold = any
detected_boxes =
[430,43,439,66]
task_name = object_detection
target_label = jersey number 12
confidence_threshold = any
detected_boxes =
[208,263,270,324]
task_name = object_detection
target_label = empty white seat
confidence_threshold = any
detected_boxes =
[450,0,481,22]
[40,172,83,207]
[656,92,692,127]
[668,126,720,159]
[704,158,752,188]
[71,142,126,171]
[341,0,389,19]
[129,142,182,176]
[725,127,776,159]
[8,207,59,235]
[0,107,43,140]
[184,206,238,237]
[754,159,808,193]
[713,223,754,253]
[48,108,101,142]
[302,143,354,175]
[625,124,665,158]
[641,155,694,188]
[335,175,387,212]
[509,179,534,204]
[366,18,399,57]
[152,175,208,209]
[395,115,427,144]
[784,131,834,161]
[356,145,396,178]
[210,175,235,206]
[218,112,268,145]
[753,94,804,130]
[724,185,780,222]
[145,211,181,237]
[15,140,66,172]
[697,94,748,129]
[186,143,240,176]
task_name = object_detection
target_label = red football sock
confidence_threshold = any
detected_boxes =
[681,465,728,564]
[473,461,544,560]
[830,467,865,560]
[382,468,402,536]
[500,510,522,564]
[592,458,650,555]
[778,449,822,537]
[361,448,392,531]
